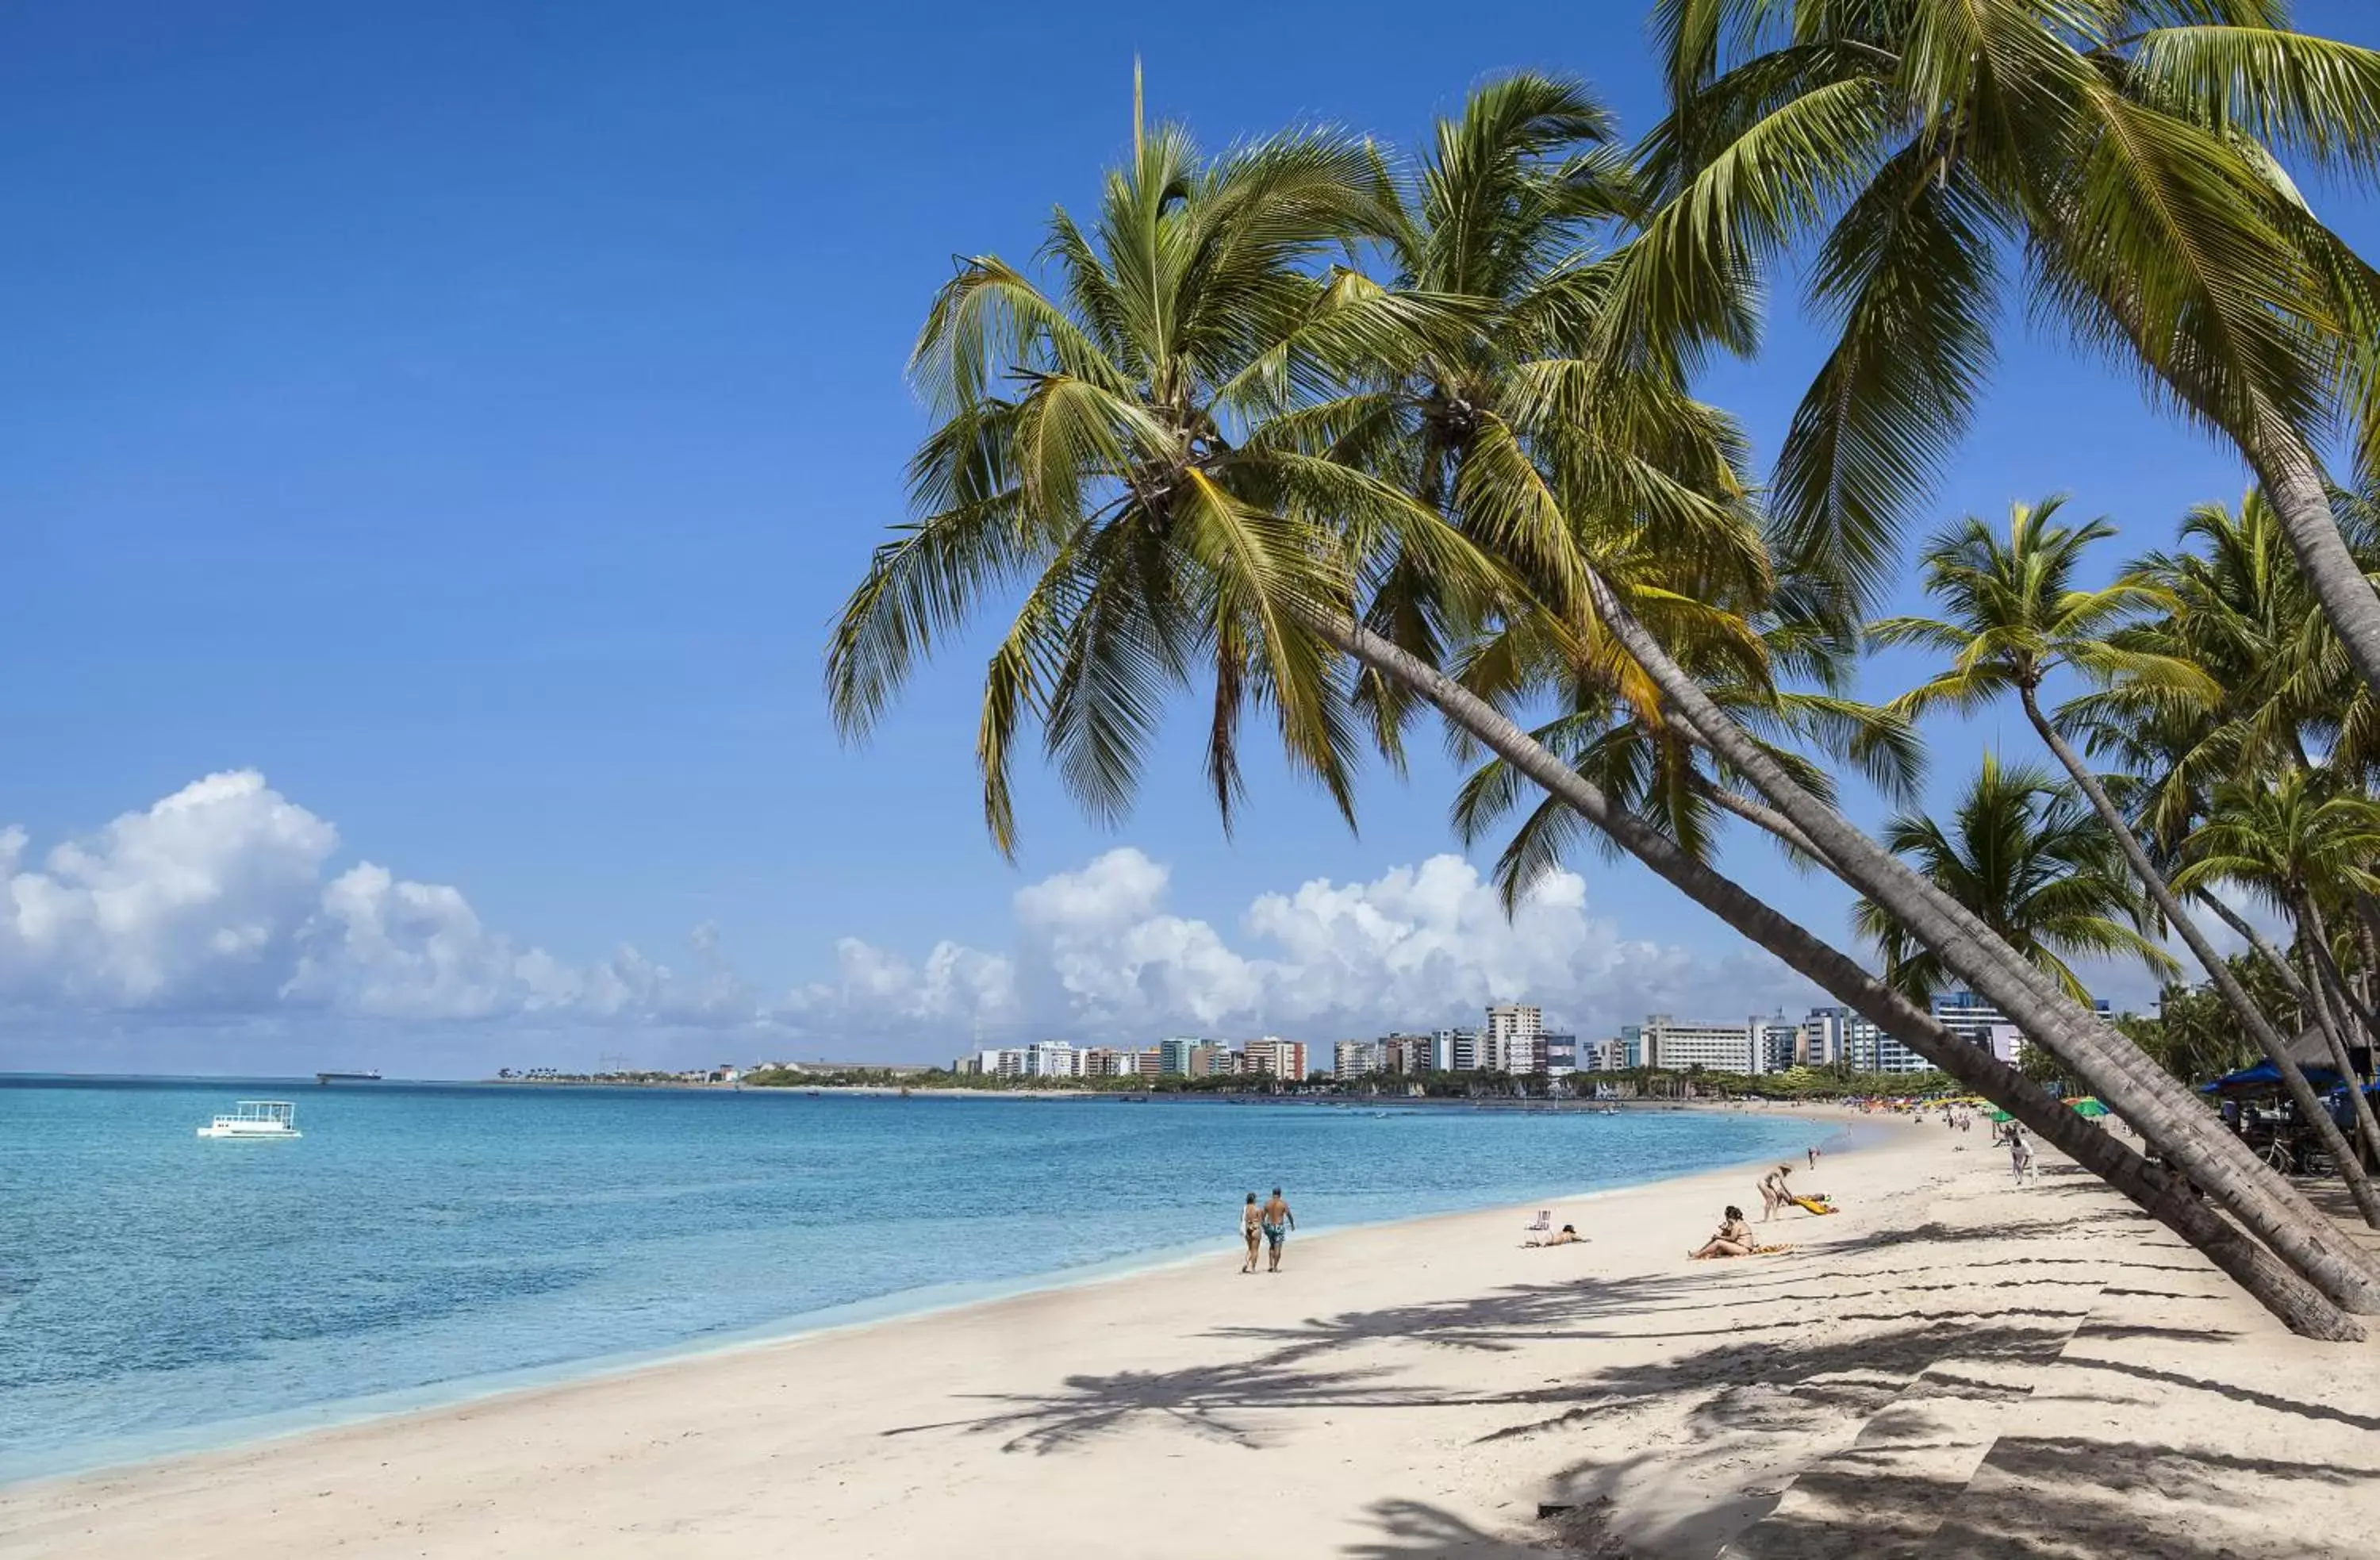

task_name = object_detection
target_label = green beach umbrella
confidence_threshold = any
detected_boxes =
[1989,1109,2013,1124]
[2071,1097,2109,1118]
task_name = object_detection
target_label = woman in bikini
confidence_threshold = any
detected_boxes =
[1691,1205,1789,1259]
[1239,1192,1262,1274]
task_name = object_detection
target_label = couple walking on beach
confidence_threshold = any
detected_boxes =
[1239,1188,1295,1274]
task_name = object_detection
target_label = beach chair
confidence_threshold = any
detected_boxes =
[1524,1210,1552,1232]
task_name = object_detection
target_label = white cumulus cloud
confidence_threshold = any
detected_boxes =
[2,775,1819,1062]
[781,846,1818,1050]
[0,771,756,1028]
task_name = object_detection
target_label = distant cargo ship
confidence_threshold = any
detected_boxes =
[315,1070,383,1085]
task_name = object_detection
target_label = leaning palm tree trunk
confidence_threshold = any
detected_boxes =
[2304,909,2380,1057]
[1564,568,2380,1312]
[1316,615,2360,1340]
[2300,896,2380,1176]
[2200,891,2314,1006]
[2244,424,2380,706]
[2353,893,2380,1016]
[2016,685,2380,1228]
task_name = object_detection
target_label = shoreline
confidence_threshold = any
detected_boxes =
[19,1109,2368,1558]
[1,1105,1874,1493]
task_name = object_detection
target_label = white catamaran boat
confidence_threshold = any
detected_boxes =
[197,1100,302,1139]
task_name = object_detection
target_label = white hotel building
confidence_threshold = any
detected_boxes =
[1484,1003,1545,1074]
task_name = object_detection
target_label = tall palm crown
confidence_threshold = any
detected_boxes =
[1341,77,1917,902]
[1636,0,2380,616]
[1873,495,2217,720]
[825,122,1494,851]
[1339,73,1775,744]
[2175,768,2380,923]
[1855,754,2180,1001]
[2083,492,2380,843]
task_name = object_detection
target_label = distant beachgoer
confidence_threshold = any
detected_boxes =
[1261,1187,1296,1272]
[1758,1164,1794,1222]
[1806,1146,1818,1170]
[2008,1126,2037,1185]
[1239,1193,1261,1274]
[1525,1224,1581,1249]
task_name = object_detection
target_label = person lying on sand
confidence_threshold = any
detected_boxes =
[1524,1224,1582,1248]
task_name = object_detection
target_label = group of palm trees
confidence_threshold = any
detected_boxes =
[828,3,2380,1342]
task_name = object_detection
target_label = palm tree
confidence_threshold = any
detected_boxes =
[828,86,2370,1334]
[1497,6,2380,1306]
[1637,0,2380,698]
[2178,772,2380,1170]
[1341,622,2353,1336]
[1854,755,2180,1001]
[1874,498,2380,1224]
[1334,71,1778,754]
[1352,83,2336,1263]
[2097,494,2380,1061]
[825,117,1498,851]
[1333,79,2361,1325]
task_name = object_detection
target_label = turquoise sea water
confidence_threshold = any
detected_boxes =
[0,1077,1823,1482]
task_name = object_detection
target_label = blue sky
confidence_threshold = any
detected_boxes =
[3,2,2376,1074]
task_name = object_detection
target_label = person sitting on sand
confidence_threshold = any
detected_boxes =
[1524,1224,1581,1248]
[1691,1206,1757,1259]
[1757,1164,1795,1221]
[1239,1192,1262,1274]
[1260,1187,1295,1273]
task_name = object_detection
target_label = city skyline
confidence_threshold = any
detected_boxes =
[947,989,2101,1082]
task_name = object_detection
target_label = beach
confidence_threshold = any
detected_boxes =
[8,1111,2378,1558]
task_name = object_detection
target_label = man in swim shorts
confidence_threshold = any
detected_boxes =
[1261,1186,1295,1273]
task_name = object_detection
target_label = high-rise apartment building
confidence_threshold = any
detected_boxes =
[1751,1014,1801,1075]
[1542,1032,1578,1074]
[1188,1043,1234,1078]
[1800,1007,1933,1073]
[1434,1028,1480,1071]
[1025,1041,1080,1078]
[1632,1014,1756,1073]
[1380,1033,1436,1073]
[1157,1037,1201,1076]
[1334,1039,1386,1078]
[1242,1038,1308,1079]
[1484,1004,1545,1074]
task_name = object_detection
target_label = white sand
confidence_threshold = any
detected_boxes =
[9,1111,2378,1558]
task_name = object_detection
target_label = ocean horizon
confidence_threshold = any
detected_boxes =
[0,1074,1829,1484]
